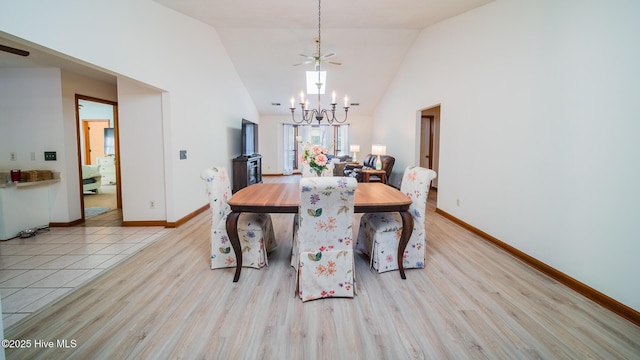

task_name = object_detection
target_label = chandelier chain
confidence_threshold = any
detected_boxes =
[317,0,321,77]
[290,0,349,125]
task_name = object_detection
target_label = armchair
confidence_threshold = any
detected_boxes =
[344,154,395,183]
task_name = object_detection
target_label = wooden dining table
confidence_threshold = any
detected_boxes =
[226,182,413,282]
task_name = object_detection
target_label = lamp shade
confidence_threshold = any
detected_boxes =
[349,144,360,152]
[371,144,386,156]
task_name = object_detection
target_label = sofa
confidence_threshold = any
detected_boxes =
[82,165,102,193]
[344,154,395,183]
[329,155,353,176]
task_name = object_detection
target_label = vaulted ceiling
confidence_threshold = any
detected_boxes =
[0,0,493,116]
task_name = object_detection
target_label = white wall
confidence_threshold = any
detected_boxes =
[1,0,258,222]
[0,69,119,223]
[375,0,640,311]
[259,114,374,175]
[117,79,166,221]
[0,295,4,360]
[0,68,68,221]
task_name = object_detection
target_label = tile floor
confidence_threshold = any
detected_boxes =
[0,212,173,328]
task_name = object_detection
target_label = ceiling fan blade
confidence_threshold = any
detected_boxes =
[0,44,30,57]
[322,52,335,59]
[328,61,342,66]
[293,60,314,66]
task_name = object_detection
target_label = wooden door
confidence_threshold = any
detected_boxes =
[420,115,434,169]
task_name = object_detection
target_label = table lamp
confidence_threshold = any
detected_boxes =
[371,144,386,170]
[349,144,360,162]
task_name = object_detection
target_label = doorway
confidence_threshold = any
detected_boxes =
[420,105,440,189]
[76,95,121,221]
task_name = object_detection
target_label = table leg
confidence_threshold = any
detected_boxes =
[398,211,414,280]
[225,211,242,282]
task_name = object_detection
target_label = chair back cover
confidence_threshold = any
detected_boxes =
[356,166,436,272]
[400,166,437,224]
[292,176,357,301]
[201,167,275,269]
[201,167,232,230]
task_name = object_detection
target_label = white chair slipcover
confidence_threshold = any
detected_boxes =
[291,177,357,301]
[356,166,437,273]
[200,167,276,269]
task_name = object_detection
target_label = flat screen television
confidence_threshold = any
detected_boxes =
[241,119,259,156]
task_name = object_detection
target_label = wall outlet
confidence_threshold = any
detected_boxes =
[179,150,187,160]
[10,152,17,161]
[150,201,155,209]
[30,151,36,161]
[456,198,460,206]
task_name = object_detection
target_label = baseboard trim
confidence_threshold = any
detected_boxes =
[165,204,208,228]
[50,205,208,229]
[263,173,302,177]
[121,220,167,227]
[49,219,84,227]
[435,207,640,327]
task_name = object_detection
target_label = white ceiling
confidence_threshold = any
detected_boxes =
[0,0,493,116]
[0,32,118,85]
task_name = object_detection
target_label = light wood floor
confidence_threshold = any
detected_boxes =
[83,184,117,212]
[5,176,640,359]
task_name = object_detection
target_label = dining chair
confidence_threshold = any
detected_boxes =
[200,167,276,270]
[291,177,357,301]
[356,166,437,273]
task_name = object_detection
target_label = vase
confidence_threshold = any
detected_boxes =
[314,169,323,177]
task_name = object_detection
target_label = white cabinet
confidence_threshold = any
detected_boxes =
[97,156,116,184]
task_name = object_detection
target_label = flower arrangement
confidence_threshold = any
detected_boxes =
[300,142,330,176]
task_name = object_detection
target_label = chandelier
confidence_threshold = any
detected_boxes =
[290,0,349,125]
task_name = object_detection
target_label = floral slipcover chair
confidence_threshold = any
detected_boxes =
[356,166,437,273]
[200,167,276,269]
[291,177,357,301]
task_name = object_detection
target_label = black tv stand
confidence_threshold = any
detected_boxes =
[233,154,262,192]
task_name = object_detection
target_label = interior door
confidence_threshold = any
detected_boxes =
[420,106,440,189]
[420,115,433,169]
